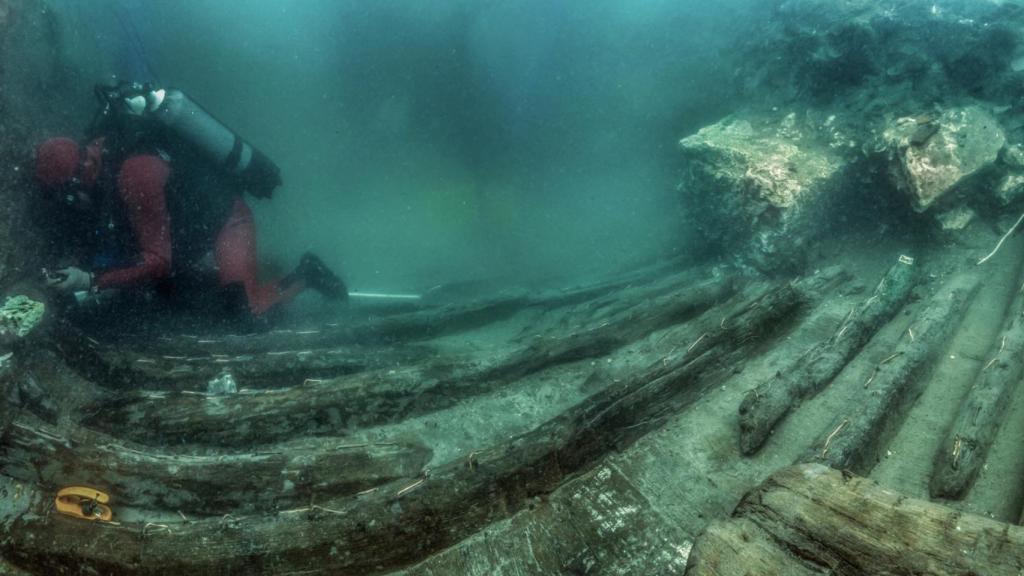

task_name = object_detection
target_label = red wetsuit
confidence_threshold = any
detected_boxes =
[90,146,301,315]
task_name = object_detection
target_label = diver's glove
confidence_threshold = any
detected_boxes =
[95,81,164,117]
[45,267,94,293]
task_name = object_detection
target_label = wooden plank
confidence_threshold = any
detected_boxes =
[53,294,533,390]
[738,257,916,454]
[400,464,689,576]
[1,280,805,575]
[802,273,980,473]
[81,361,478,447]
[0,416,431,515]
[91,343,436,392]
[57,265,725,393]
[931,271,1024,499]
[478,275,735,382]
[82,277,734,448]
[686,518,824,576]
[686,464,1024,576]
[554,464,690,574]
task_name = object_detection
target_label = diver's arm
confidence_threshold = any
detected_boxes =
[93,155,172,289]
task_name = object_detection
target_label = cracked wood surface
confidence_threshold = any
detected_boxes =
[80,275,735,448]
[802,273,981,473]
[686,464,1024,575]
[0,279,802,575]
[0,415,431,515]
[931,265,1024,499]
[739,257,917,455]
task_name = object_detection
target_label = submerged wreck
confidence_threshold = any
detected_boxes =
[6,0,1024,574]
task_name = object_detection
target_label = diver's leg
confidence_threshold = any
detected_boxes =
[214,199,303,315]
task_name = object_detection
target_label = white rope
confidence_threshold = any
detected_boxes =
[978,211,1024,265]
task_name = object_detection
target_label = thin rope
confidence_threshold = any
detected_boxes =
[978,211,1024,265]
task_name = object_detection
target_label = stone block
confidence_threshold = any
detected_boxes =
[884,106,1005,212]
[678,113,843,272]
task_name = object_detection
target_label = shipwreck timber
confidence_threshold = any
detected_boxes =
[686,464,1024,576]
[2,246,1023,575]
[0,266,815,575]
[5,0,1024,574]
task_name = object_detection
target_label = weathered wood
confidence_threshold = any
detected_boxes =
[738,258,916,455]
[59,265,714,392]
[1,280,806,576]
[0,354,16,431]
[686,464,1024,576]
[685,518,822,576]
[480,275,735,381]
[931,271,1024,499]
[82,277,735,447]
[81,363,469,446]
[86,341,436,392]
[53,323,446,392]
[7,370,57,424]
[802,274,981,473]
[64,266,720,393]
[51,266,716,393]
[516,255,697,313]
[52,294,533,390]
[0,416,431,516]
[399,462,689,576]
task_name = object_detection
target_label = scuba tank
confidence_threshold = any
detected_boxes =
[91,81,282,198]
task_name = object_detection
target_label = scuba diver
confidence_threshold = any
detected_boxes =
[33,81,346,325]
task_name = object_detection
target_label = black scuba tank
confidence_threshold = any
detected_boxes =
[92,82,282,199]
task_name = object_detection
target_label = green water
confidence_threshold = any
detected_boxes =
[49,0,755,296]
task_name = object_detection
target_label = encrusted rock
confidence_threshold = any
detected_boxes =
[884,106,1005,212]
[679,113,843,272]
[746,0,1024,102]
[936,206,975,231]
[207,371,238,395]
[0,295,43,338]
[995,173,1024,207]
[994,144,1024,206]
[1000,144,1024,170]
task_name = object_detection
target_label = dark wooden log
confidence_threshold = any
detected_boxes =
[7,371,57,424]
[685,464,1024,576]
[738,258,916,455]
[0,416,431,516]
[80,363,470,447]
[479,275,735,381]
[802,274,980,473]
[57,265,712,392]
[51,294,532,391]
[931,272,1024,499]
[1,280,806,576]
[0,349,59,427]
[81,277,735,448]
[53,325,448,392]
[684,517,823,576]
[511,255,697,313]
[86,341,436,392]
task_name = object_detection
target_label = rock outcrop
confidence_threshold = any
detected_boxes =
[741,0,1024,105]
[995,144,1024,206]
[679,113,846,273]
[680,0,1024,270]
[883,106,1005,212]
[0,295,43,339]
